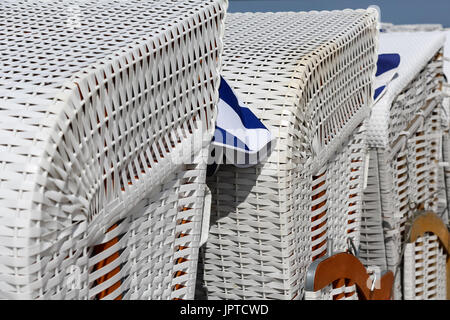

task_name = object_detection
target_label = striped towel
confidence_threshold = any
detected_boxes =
[374,53,401,102]
[211,76,275,169]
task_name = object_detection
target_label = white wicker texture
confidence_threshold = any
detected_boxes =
[380,23,444,33]
[441,30,450,225]
[363,49,445,299]
[317,123,367,302]
[359,149,388,271]
[442,132,450,225]
[0,0,227,299]
[403,233,447,300]
[304,283,358,300]
[89,157,209,300]
[444,30,450,82]
[368,106,443,300]
[371,23,449,301]
[366,32,445,148]
[379,27,450,224]
[436,144,448,225]
[326,123,367,254]
[200,9,379,300]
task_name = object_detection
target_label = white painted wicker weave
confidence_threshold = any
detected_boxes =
[305,283,358,300]
[364,108,444,299]
[359,148,388,271]
[442,131,450,226]
[199,9,379,300]
[380,23,444,33]
[441,30,450,226]
[380,27,450,228]
[379,26,450,227]
[0,0,227,299]
[303,123,369,300]
[327,123,367,254]
[403,233,447,300]
[362,32,446,300]
[378,26,450,226]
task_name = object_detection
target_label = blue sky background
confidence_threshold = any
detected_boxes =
[228,0,450,27]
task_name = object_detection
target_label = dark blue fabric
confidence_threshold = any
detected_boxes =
[218,76,267,130]
[374,85,386,100]
[375,53,401,77]
[213,125,250,151]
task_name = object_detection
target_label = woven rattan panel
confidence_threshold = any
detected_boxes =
[316,123,367,301]
[375,110,442,300]
[367,53,443,149]
[327,123,367,254]
[202,126,366,300]
[0,0,227,299]
[361,52,444,299]
[89,160,209,300]
[404,233,447,300]
[359,148,388,271]
[201,9,378,300]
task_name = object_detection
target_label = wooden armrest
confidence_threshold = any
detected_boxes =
[408,211,449,252]
[305,252,394,300]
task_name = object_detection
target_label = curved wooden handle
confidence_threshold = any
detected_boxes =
[408,211,449,252]
[306,252,394,300]
[408,211,449,300]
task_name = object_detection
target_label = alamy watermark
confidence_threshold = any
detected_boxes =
[170,121,275,167]
[66,4,81,31]
[179,303,269,318]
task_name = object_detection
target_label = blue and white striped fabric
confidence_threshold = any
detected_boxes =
[211,76,274,168]
[374,53,401,102]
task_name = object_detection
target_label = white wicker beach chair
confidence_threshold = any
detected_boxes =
[362,32,446,300]
[0,0,227,299]
[199,9,379,300]
[378,26,450,227]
